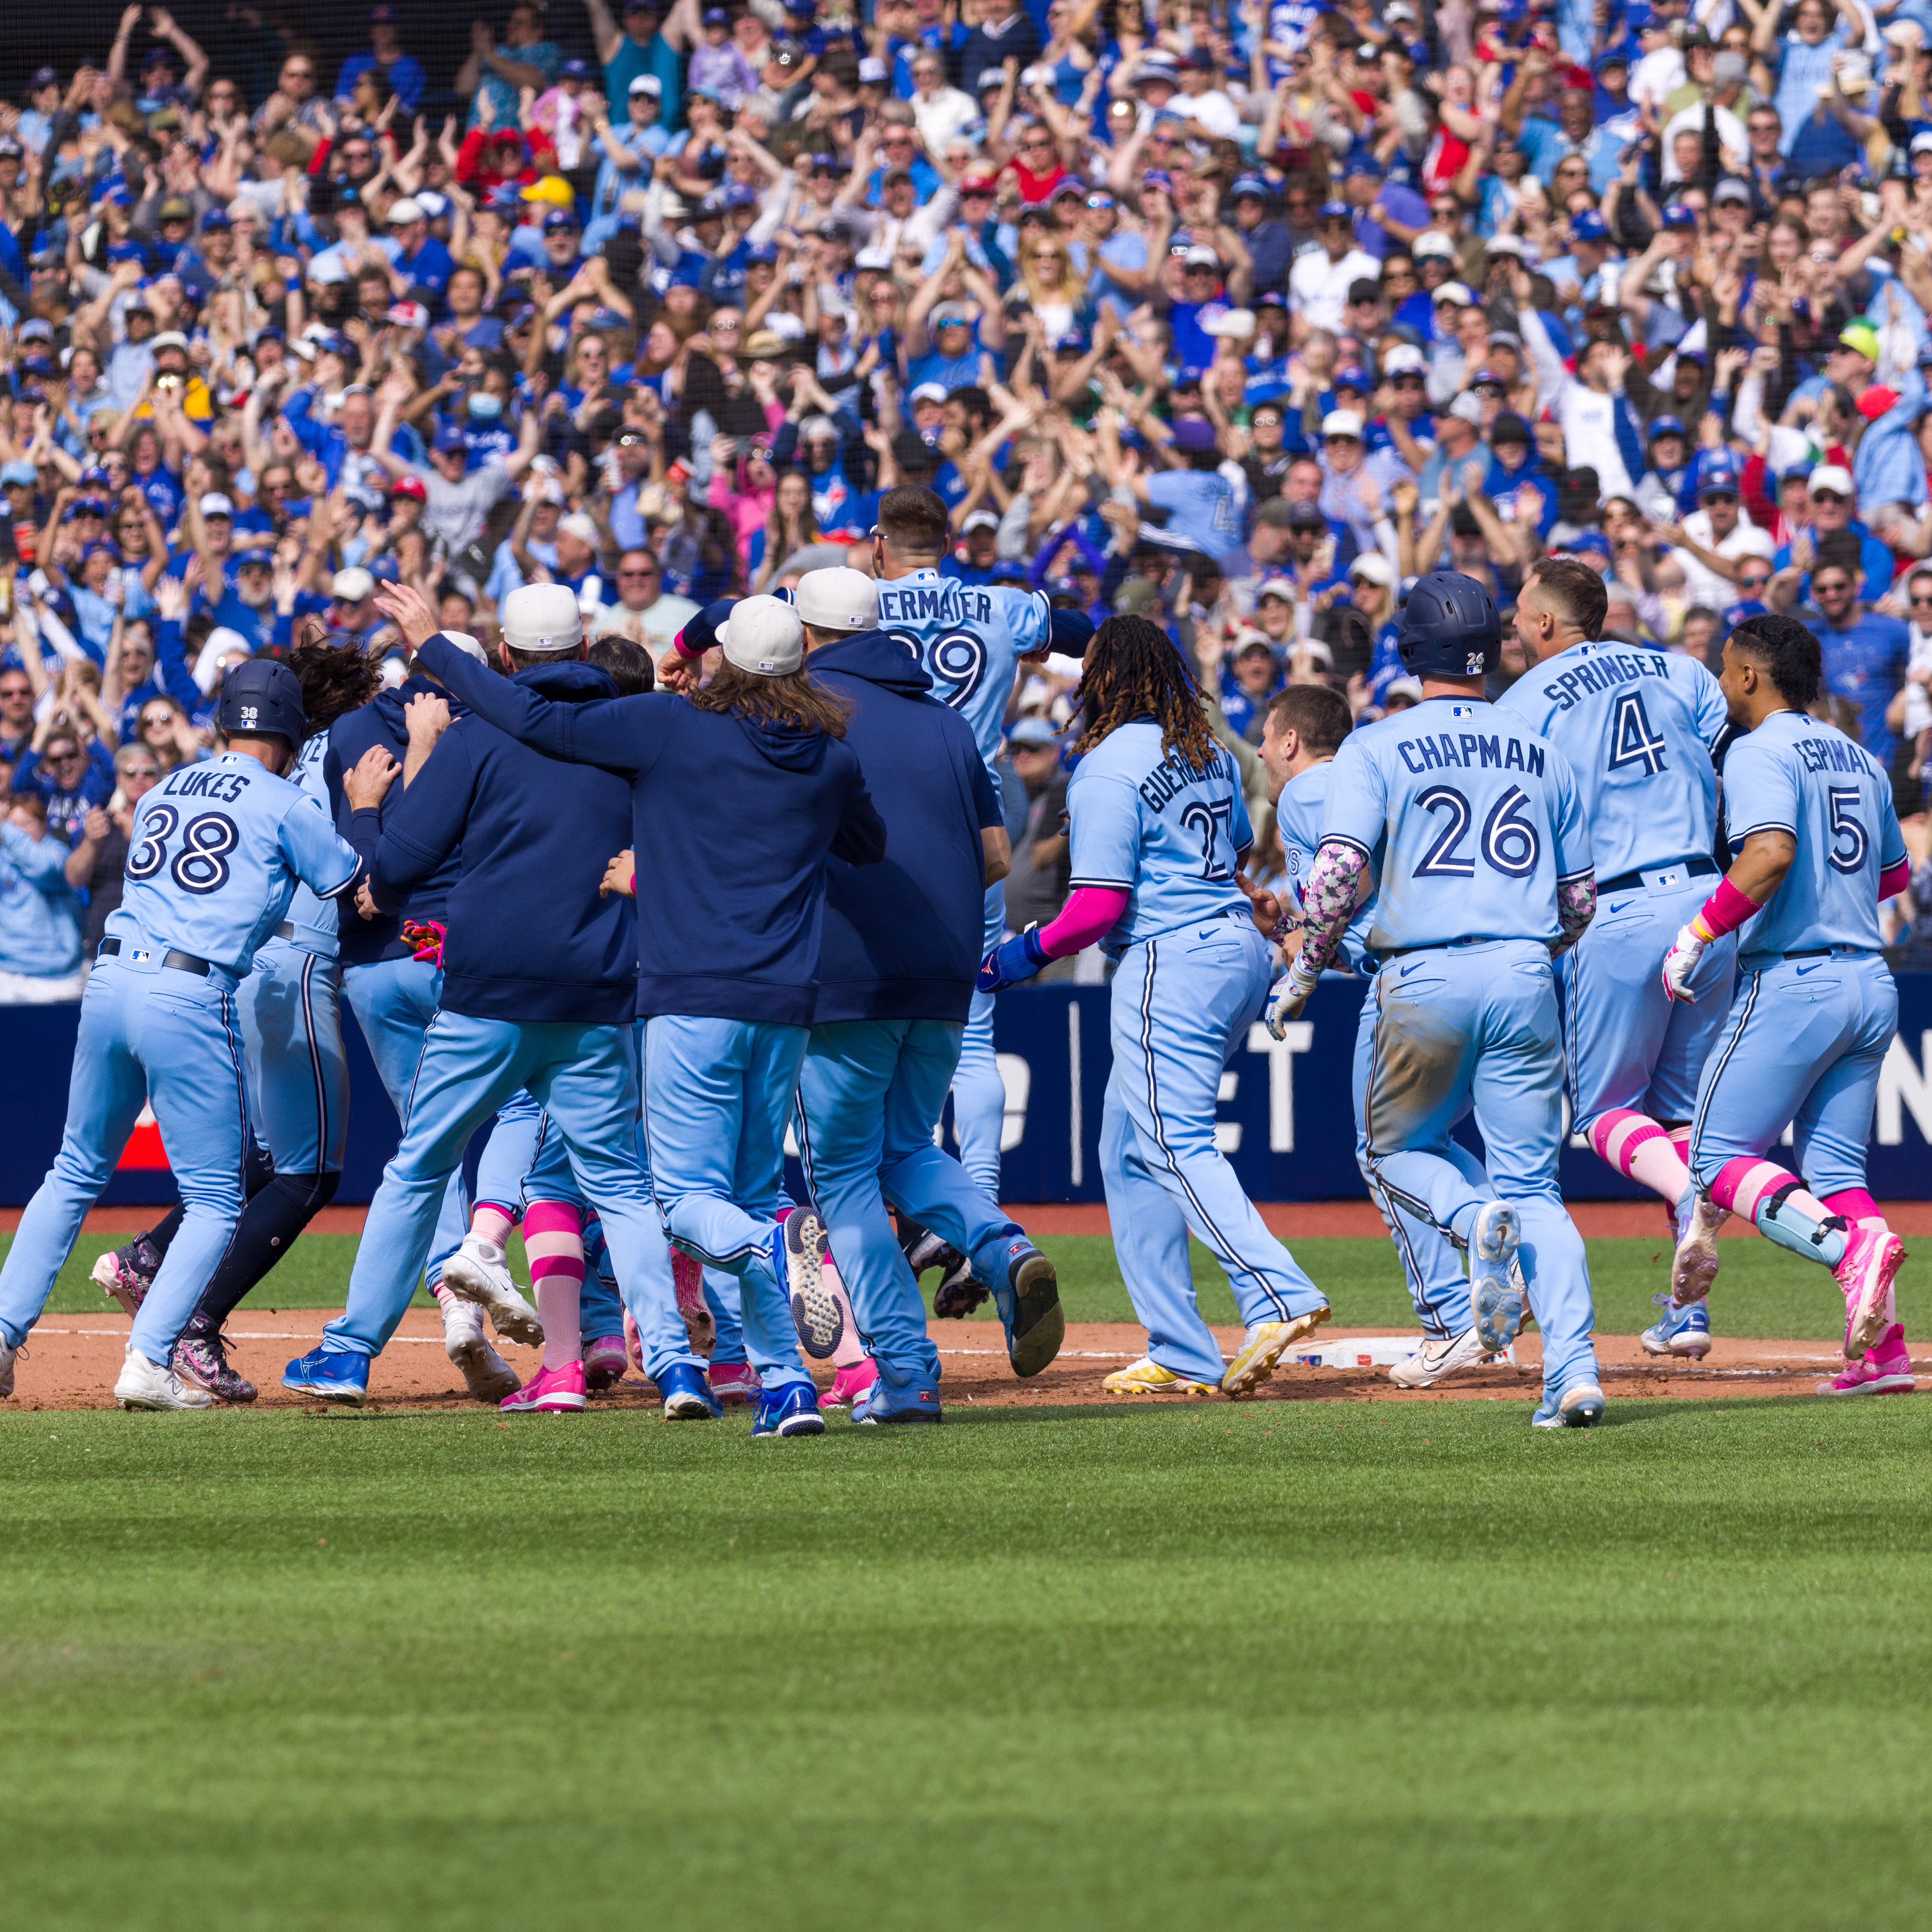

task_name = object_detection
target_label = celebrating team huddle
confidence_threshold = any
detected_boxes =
[0,492,1910,1430]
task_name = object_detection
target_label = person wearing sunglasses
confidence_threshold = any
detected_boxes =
[1660,459,1778,613]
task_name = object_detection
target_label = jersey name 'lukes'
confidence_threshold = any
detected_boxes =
[1394,729,1547,778]
[1137,741,1236,811]
[160,764,253,803]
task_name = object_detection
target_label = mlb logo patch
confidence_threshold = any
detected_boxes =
[1465,652,1485,675]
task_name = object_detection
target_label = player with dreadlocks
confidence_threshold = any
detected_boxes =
[979,614,1333,1398]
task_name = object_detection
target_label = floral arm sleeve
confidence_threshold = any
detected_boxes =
[1291,838,1372,983]
[1554,871,1597,958]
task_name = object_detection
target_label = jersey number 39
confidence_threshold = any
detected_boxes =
[125,805,240,895]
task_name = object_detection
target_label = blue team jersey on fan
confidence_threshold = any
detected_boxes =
[1321,696,1592,953]
[108,752,361,975]
[1274,759,1376,975]
[874,568,1052,774]
[1495,639,1728,879]
[1066,720,1252,958]
[1722,711,1906,958]
[278,733,342,956]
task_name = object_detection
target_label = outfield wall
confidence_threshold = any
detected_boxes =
[8,977,1932,1206]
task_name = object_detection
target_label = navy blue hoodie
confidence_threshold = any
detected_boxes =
[371,661,637,1025]
[325,674,468,967]
[808,630,1002,1025]
[414,633,887,1028]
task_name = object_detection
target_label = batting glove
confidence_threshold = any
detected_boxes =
[1265,959,1321,1038]
[401,918,448,968]
[978,924,1050,994]
[1660,922,1707,1005]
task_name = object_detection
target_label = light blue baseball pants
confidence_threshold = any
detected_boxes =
[1361,938,1599,1398]
[949,882,1009,1197]
[238,936,350,1175]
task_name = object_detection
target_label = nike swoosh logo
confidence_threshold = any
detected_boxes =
[1795,963,1824,976]
[1400,962,1424,978]
[1607,900,1632,916]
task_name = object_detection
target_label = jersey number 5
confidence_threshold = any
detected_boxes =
[1416,784,1542,880]
[1607,690,1669,778]
[125,805,240,896]
[1826,786,1868,874]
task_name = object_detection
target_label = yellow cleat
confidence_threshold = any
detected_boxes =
[1220,1307,1332,1398]
[1102,1356,1216,1396]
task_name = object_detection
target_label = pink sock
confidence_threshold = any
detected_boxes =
[1824,1188,1885,1228]
[1589,1109,1691,1204]
[472,1203,515,1248]
[1707,1157,1815,1222]
[525,1199,585,1370]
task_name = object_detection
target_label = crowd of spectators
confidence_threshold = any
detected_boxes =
[14,0,1932,989]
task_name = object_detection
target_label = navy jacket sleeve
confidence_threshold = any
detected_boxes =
[830,747,888,866]
[375,731,475,900]
[416,633,664,773]
[969,754,1003,830]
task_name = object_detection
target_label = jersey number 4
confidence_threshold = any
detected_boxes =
[1607,691,1669,777]
[124,805,240,896]
[1415,784,1541,880]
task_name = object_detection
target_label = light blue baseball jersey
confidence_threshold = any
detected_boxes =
[1067,720,1252,957]
[279,733,341,958]
[1321,697,1592,952]
[109,751,362,975]
[1723,711,1905,958]
[1495,640,1727,878]
[874,568,1051,772]
[1275,759,1376,976]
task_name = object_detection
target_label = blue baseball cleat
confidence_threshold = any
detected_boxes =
[1531,1381,1607,1429]
[282,1346,369,1406]
[991,1239,1065,1377]
[658,1361,724,1420]
[1641,1292,1712,1360]
[751,1383,826,1438]
[1468,1200,1525,1355]
[853,1381,942,1425]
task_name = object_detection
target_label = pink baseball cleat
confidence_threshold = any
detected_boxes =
[1836,1227,1907,1360]
[500,1360,588,1413]
[583,1333,628,1392]
[708,1359,759,1404]
[1820,1324,1916,1397]
[622,1309,644,1375]
[822,1357,879,1409]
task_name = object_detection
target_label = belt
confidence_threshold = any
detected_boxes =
[1381,935,1505,960]
[97,937,213,977]
[1773,945,1878,962]
[275,921,297,940]
[1598,856,1718,893]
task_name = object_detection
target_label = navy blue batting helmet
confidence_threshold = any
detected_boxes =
[1396,570,1502,679]
[217,658,307,746]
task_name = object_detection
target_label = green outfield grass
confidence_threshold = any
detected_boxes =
[5,1396,1932,1931]
[11,1228,1865,1339]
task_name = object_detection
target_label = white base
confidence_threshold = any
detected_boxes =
[1291,1334,1517,1369]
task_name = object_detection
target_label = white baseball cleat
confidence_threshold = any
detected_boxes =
[1671,1191,1728,1307]
[439,1237,544,1347]
[438,1291,521,1402]
[114,1347,213,1410]
[1469,1201,1525,1355]
[1388,1327,1491,1389]
[0,1332,16,1399]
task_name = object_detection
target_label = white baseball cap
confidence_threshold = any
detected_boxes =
[558,511,602,549]
[387,197,425,224]
[501,581,584,654]
[1350,552,1395,586]
[1322,409,1364,440]
[331,566,375,602]
[1433,281,1474,307]
[1412,232,1456,261]
[441,630,489,664]
[961,508,1000,533]
[719,593,804,675]
[1382,343,1427,375]
[199,491,235,518]
[796,565,879,633]
[1810,464,1856,498]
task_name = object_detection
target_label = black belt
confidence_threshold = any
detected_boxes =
[1774,945,1877,961]
[1598,856,1718,893]
[275,921,297,940]
[1382,935,1505,960]
[97,937,212,976]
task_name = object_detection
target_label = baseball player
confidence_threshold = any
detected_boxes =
[1272,571,1608,1428]
[412,587,888,1440]
[1663,613,1912,1387]
[281,583,680,1411]
[0,661,395,1409]
[1497,556,1736,1360]
[980,613,1332,1400]
[788,548,1062,1424]
[853,498,1094,1204]
[1251,683,1494,1387]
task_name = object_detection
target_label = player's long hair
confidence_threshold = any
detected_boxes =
[1076,614,1221,771]
[290,618,383,739]
[686,660,851,738]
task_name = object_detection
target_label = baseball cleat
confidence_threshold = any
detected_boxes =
[821,1356,879,1409]
[440,1235,544,1347]
[658,1361,723,1420]
[0,1334,15,1399]
[583,1333,628,1392]
[999,1240,1064,1376]
[282,1345,370,1406]
[1388,1326,1491,1389]
[708,1358,759,1404]
[1222,1307,1331,1398]
[439,1291,520,1403]
[1819,1326,1916,1396]
[1531,1381,1607,1429]
[1671,1190,1728,1307]
[92,1241,157,1319]
[897,1215,966,1282]
[116,1348,213,1411]
[671,1246,716,1355]
[1837,1226,1907,1359]
[854,1380,941,1424]
[1103,1357,1216,1396]
[1641,1293,1712,1360]
[933,1255,989,1318]
[781,1205,842,1358]
[172,1331,258,1403]
[500,1360,588,1413]
[1469,1200,1525,1355]
[623,1309,644,1376]
[751,1382,826,1438]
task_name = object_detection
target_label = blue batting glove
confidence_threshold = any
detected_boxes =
[977,924,1050,993]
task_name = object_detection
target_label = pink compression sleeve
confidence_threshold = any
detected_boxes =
[1036,886,1131,958]
[1694,875,1763,940]
[1882,858,1910,900]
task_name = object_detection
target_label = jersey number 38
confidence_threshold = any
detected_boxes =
[125,805,241,895]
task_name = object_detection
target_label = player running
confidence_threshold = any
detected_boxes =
[1663,613,1913,1391]
[1497,556,1736,1361]
[1273,571,1608,1428]
[980,613,1331,1399]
